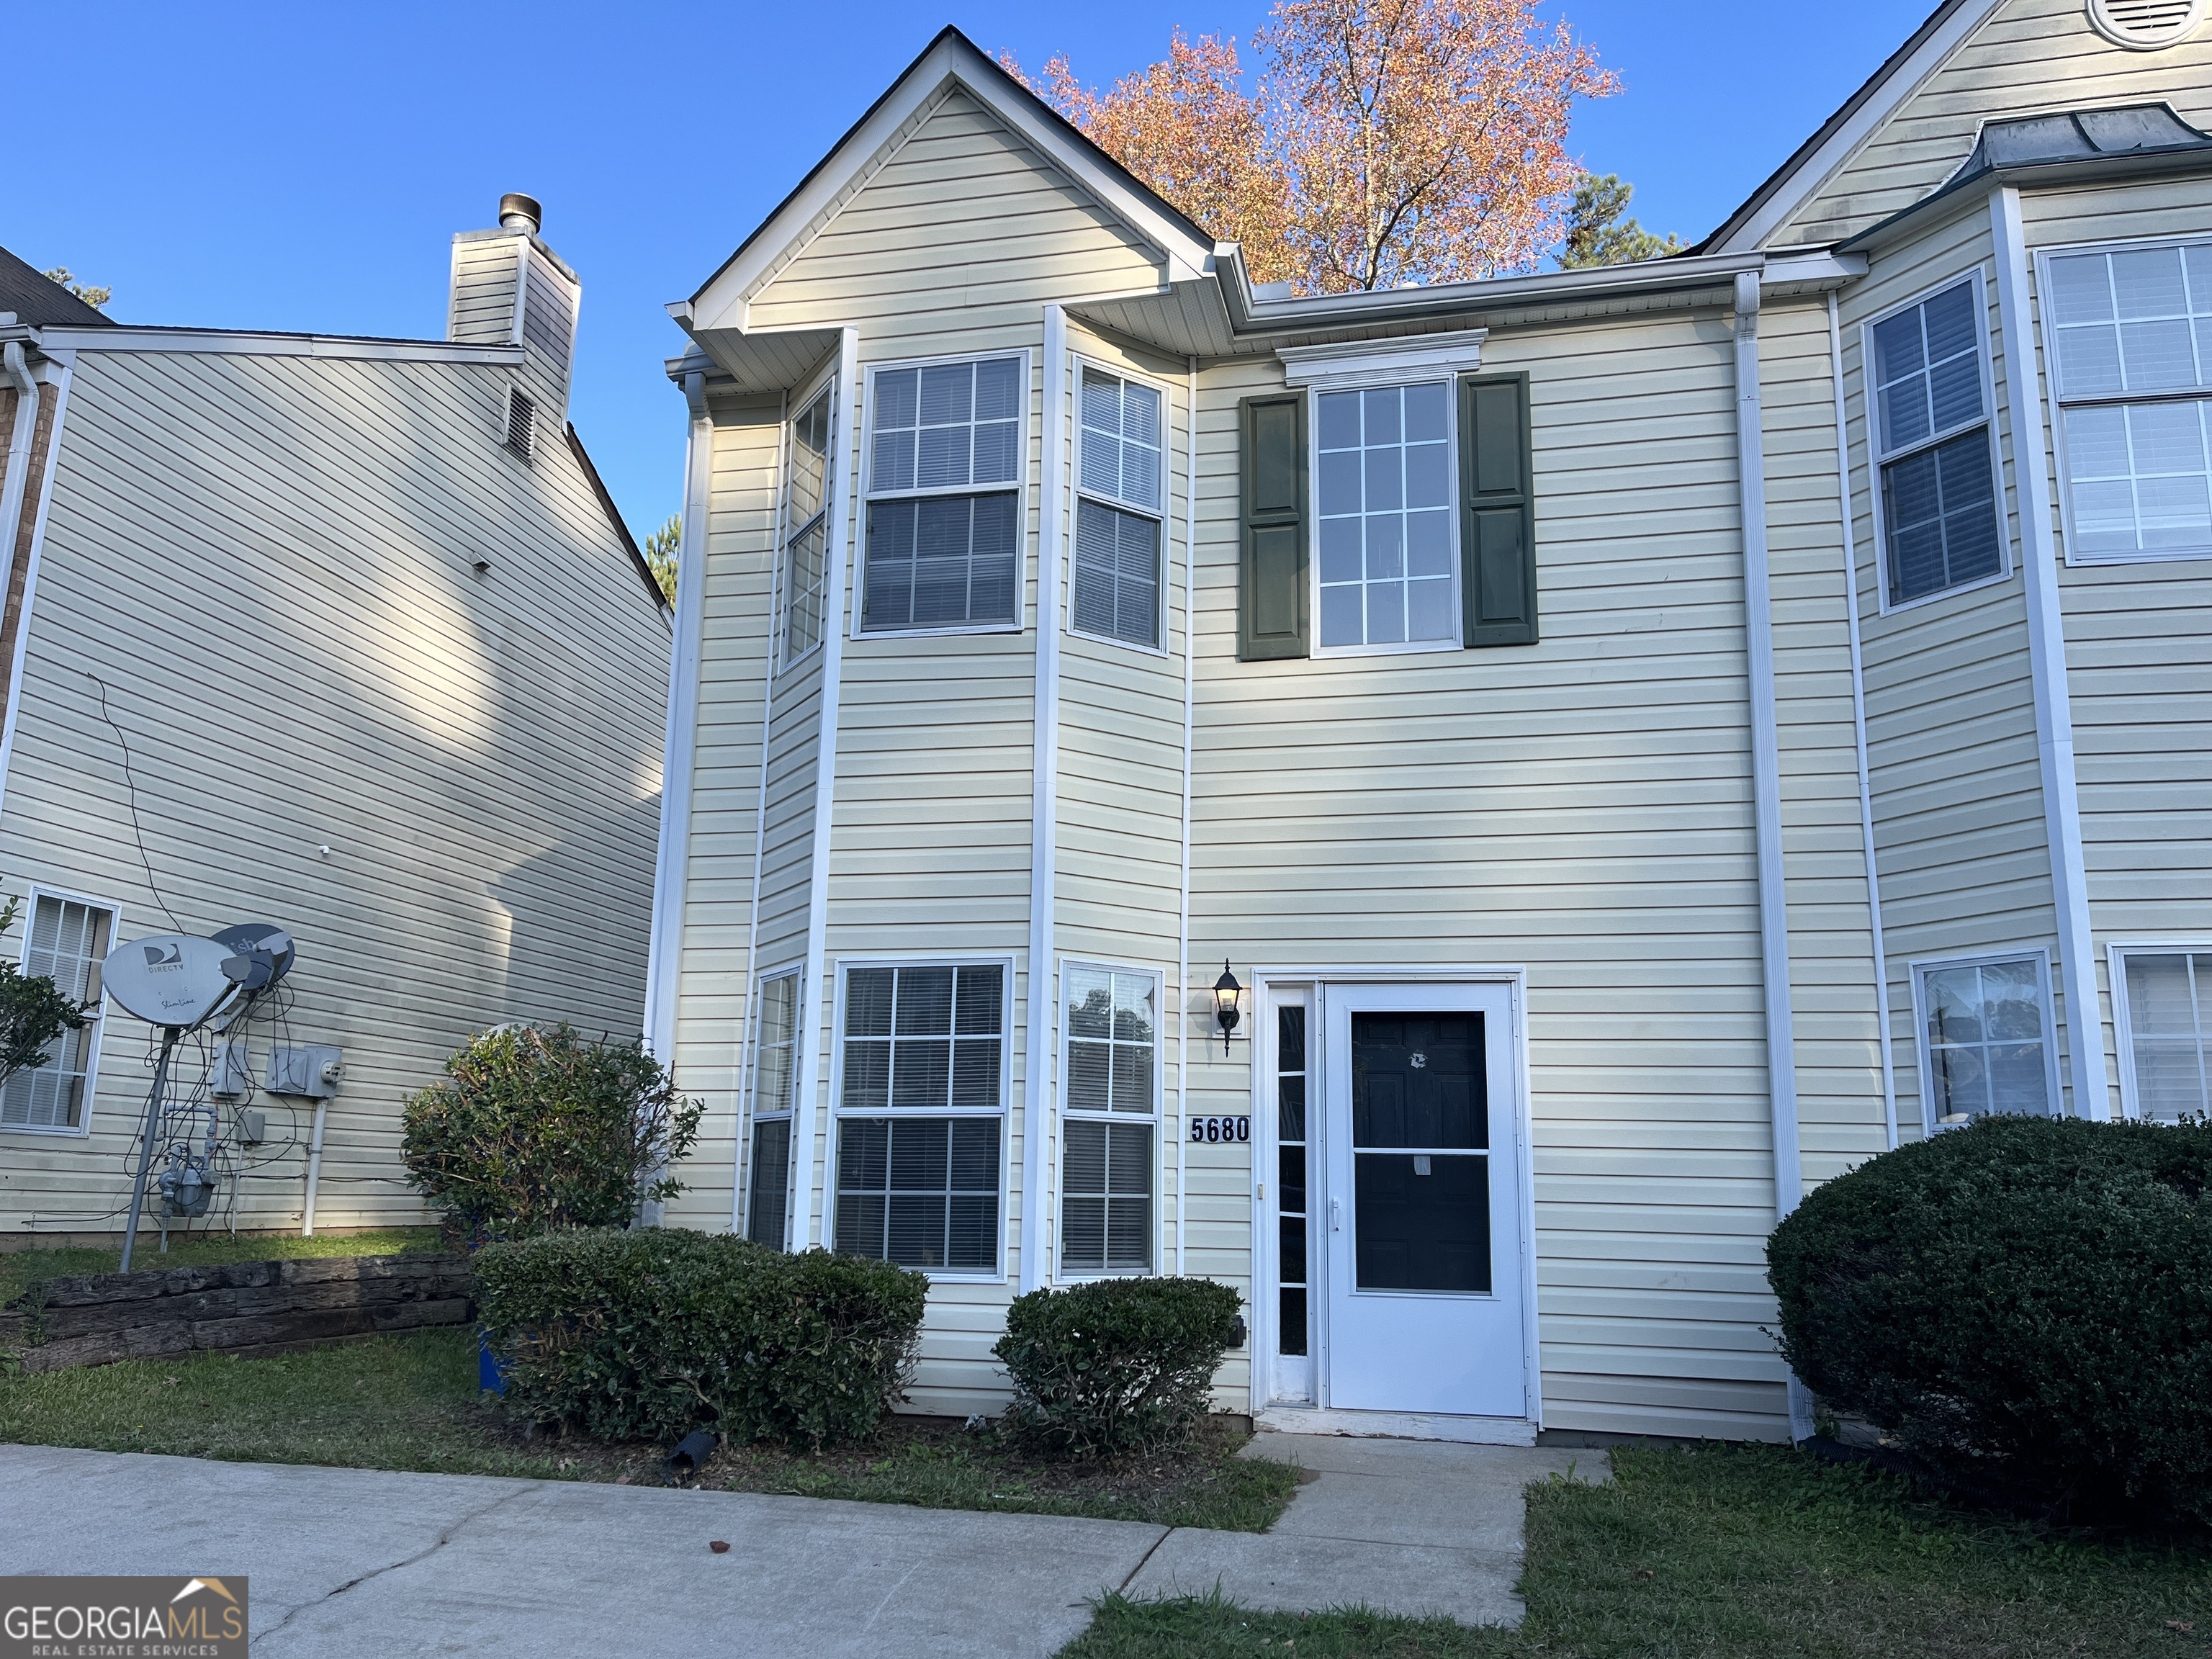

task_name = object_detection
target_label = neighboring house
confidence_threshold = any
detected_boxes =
[647,1,2212,1444]
[0,198,669,1242]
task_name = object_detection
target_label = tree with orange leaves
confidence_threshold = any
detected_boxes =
[1006,0,1617,295]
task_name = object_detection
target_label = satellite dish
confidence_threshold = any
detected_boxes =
[101,935,244,1030]
[212,923,295,989]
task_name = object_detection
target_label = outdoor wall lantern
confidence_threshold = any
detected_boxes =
[1213,962,1242,1055]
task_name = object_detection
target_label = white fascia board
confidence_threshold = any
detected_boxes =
[1711,0,2002,254]
[34,326,525,366]
[686,35,1211,335]
[1280,332,1488,386]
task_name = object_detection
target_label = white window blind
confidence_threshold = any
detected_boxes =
[2047,242,2212,560]
[746,971,800,1247]
[0,896,111,1131]
[2117,949,2212,1118]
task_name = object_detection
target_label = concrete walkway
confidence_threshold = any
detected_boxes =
[0,1434,1593,1656]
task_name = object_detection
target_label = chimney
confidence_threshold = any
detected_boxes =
[449,192,581,417]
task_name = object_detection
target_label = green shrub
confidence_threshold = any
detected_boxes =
[473,1228,927,1447]
[994,1277,1242,1460]
[400,1024,703,1241]
[1768,1115,2212,1523]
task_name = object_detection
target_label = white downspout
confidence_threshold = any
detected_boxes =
[0,343,39,595]
[1735,270,1813,1444]
[1990,186,2109,1120]
[1827,293,1900,1151]
[1177,354,1197,1278]
[1019,307,1067,1293]
[0,351,72,832]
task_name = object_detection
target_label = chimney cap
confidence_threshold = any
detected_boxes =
[498,192,542,235]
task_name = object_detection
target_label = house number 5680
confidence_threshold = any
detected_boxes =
[1189,1116,1251,1143]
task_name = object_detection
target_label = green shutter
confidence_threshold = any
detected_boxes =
[1238,393,1308,661]
[1459,373,1537,648]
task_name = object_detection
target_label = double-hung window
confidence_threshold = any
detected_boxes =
[1314,381,1458,651]
[1913,952,2059,1128]
[861,356,1025,633]
[0,894,112,1133]
[1867,278,2005,606]
[2112,947,2212,1118]
[1073,367,1164,648]
[2044,238,2212,562]
[1059,964,1159,1275]
[833,962,1006,1272]
[745,968,801,1246]
[779,387,834,664]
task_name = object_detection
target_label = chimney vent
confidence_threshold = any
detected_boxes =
[498,192,543,235]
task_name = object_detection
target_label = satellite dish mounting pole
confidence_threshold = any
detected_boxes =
[117,1025,184,1274]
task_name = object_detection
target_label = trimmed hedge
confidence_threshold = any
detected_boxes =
[402,1025,703,1243]
[1768,1115,2212,1523]
[994,1277,1242,1460]
[474,1228,926,1447]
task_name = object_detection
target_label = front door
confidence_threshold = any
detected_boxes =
[1321,981,1528,1419]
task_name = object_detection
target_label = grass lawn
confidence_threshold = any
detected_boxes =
[0,1228,444,1305]
[0,1326,1296,1532]
[1062,1443,2212,1659]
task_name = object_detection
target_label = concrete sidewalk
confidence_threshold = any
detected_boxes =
[0,1434,1593,1655]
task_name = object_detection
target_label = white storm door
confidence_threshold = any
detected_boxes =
[1320,980,1528,1419]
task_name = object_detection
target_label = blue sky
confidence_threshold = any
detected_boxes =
[13,1,1937,541]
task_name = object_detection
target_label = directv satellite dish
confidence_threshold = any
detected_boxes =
[212,923,295,992]
[101,935,243,1030]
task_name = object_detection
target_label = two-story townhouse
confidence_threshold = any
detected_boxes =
[646,0,2212,1445]
[0,197,670,1245]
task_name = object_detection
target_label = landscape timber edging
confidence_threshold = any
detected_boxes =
[0,1252,472,1372]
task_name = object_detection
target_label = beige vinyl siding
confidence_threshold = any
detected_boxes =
[448,233,523,345]
[721,88,1173,1414]
[2020,177,2212,1102]
[660,395,784,1234]
[1774,0,2212,249]
[1756,298,1894,1179]
[521,250,578,405]
[1840,204,2062,1133]
[0,346,665,1231]
[1186,318,1794,1439]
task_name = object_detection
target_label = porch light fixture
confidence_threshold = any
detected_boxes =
[1213,962,1242,1055]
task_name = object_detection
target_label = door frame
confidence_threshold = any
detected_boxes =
[1248,965,1540,1439]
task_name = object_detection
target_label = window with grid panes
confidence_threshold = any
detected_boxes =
[2046,240,2212,560]
[833,963,1004,1270]
[1073,368,1163,647]
[780,388,833,663]
[1315,381,1457,649]
[746,971,799,1246]
[0,896,111,1130]
[2117,950,2212,1118]
[1060,965,1156,1274]
[1869,280,2003,604]
[862,358,1023,631]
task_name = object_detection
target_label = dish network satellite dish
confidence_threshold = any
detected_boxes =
[100,935,244,1030]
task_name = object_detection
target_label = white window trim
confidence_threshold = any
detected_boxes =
[854,349,1033,641]
[1305,375,1465,660]
[1860,267,2013,616]
[826,953,1016,1283]
[1066,354,1172,659]
[1255,981,1315,1406]
[1906,945,2063,1135]
[0,884,120,1139]
[1280,332,1488,390]
[1054,956,1166,1280]
[775,364,841,676]
[2105,938,2212,1121]
[2033,230,2212,568]
[739,958,806,1244]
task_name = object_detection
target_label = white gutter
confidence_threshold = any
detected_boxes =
[1827,293,1901,1151]
[1176,354,1198,1277]
[0,355,72,829]
[1732,271,1804,1218]
[643,372,714,1066]
[732,389,790,1238]
[1019,306,1068,1293]
[1989,186,2109,1120]
[791,327,862,1249]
